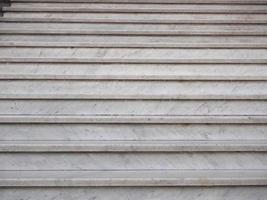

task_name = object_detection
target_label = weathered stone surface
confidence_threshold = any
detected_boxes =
[0,0,266,197]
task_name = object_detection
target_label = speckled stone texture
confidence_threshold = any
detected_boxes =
[0,0,267,199]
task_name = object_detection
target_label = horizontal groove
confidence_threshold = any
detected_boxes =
[1,17,266,24]
[1,140,267,152]
[1,58,267,64]
[0,94,266,100]
[9,0,267,5]
[1,41,267,49]
[0,115,266,124]
[1,29,266,36]
[4,7,267,14]
[1,169,267,187]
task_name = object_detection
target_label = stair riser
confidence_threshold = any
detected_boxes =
[0,81,266,100]
[0,152,266,170]
[9,3,267,10]
[0,100,266,115]
[5,7,267,14]
[1,187,267,200]
[1,48,266,59]
[3,13,267,21]
[2,35,267,43]
[1,124,266,141]
[3,23,267,31]
[0,64,267,80]
[9,0,267,4]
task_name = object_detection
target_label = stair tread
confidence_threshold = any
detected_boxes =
[2,23,267,32]
[1,28,267,35]
[1,124,266,141]
[9,3,267,10]
[9,0,267,4]
[1,100,266,116]
[2,17,266,24]
[4,7,267,14]
[1,48,266,60]
[1,35,267,43]
[0,80,266,100]
[0,63,267,80]
[1,140,267,152]
[1,41,267,48]
[1,169,266,186]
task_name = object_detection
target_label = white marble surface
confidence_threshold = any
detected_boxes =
[2,23,267,31]
[0,63,266,80]
[3,12,267,21]
[1,48,267,59]
[0,170,267,186]
[0,100,266,115]
[0,124,266,141]
[0,0,266,195]
[1,35,267,43]
[8,3,267,11]
[1,187,267,200]
[1,81,267,99]
[1,152,266,170]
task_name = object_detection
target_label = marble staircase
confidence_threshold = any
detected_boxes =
[0,0,267,199]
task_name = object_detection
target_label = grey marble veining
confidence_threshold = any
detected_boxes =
[0,63,267,80]
[0,124,266,141]
[1,48,267,59]
[1,152,266,170]
[1,187,267,200]
[1,35,267,43]
[0,0,267,195]
[3,12,267,20]
[0,186,267,200]
[0,81,267,99]
[0,100,266,115]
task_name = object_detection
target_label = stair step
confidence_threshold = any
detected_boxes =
[1,41,267,49]
[1,63,266,80]
[1,187,267,200]
[1,28,267,36]
[1,49,267,63]
[1,48,266,60]
[3,13,267,23]
[1,140,267,152]
[0,81,266,100]
[0,115,266,124]
[9,0,267,5]
[3,23,267,32]
[4,6,267,14]
[1,100,266,115]
[1,124,266,141]
[1,170,267,186]
[1,22,267,32]
[2,17,266,24]
[1,152,266,170]
[1,35,267,43]
[9,3,267,11]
